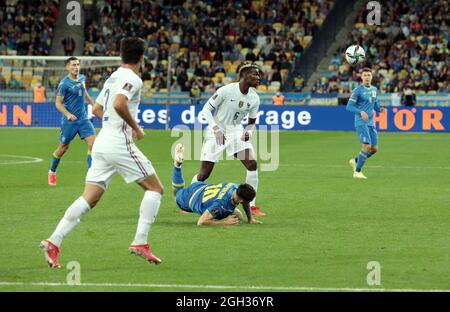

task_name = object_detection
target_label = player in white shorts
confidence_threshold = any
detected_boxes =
[40,37,164,268]
[192,62,266,217]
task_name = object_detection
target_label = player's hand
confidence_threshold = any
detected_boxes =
[214,129,226,145]
[360,111,369,121]
[224,215,240,225]
[66,113,77,121]
[241,130,252,142]
[248,219,263,224]
[132,127,145,141]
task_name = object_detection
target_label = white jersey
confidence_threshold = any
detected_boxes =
[206,82,260,131]
[93,67,143,153]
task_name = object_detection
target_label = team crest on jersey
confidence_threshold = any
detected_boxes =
[122,83,133,91]
[247,102,251,108]
[239,101,244,108]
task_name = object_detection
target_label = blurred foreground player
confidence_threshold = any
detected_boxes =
[41,37,164,268]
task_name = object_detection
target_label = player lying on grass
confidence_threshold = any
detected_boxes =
[172,144,262,226]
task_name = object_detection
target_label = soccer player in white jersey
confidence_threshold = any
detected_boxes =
[192,62,266,217]
[40,37,164,268]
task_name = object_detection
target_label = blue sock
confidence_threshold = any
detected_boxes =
[172,165,185,190]
[356,151,370,172]
[87,153,92,169]
[355,152,372,165]
[50,153,61,172]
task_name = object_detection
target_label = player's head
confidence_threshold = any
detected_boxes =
[120,37,145,66]
[361,67,373,86]
[65,56,80,77]
[238,62,261,88]
[234,183,256,204]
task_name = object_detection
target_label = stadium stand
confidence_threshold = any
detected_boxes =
[83,0,335,93]
[313,0,449,95]
[0,0,59,89]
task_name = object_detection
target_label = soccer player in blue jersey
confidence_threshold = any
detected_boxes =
[172,144,262,225]
[48,57,97,186]
[346,68,386,179]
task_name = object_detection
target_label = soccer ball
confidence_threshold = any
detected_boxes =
[345,45,366,65]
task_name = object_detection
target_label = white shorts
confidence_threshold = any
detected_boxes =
[200,128,254,163]
[85,145,155,189]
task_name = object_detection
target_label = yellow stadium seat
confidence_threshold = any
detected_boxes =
[201,60,211,67]
[264,60,274,67]
[214,72,225,79]
[427,90,437,94]
[272,22,283,32]
[223,61,232,70]
[159,88,168,92]
[257,85,267,92]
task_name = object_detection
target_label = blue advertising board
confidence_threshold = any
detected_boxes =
[1,103,449,132]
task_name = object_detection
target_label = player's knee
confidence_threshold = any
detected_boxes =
[197,172,210,181]
[371,147,378,154]
[246,161,257,171]
[60,144,69,153]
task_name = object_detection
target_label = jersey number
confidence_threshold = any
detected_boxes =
[103,89,110,121]
[202,184,223,203]
[233,112,240,120]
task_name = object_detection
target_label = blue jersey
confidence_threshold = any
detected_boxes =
[56,74,87,123]
[188,182,239,219]
[346,85,381,127]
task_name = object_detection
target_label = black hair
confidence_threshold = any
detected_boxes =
[237,62,261,79]
[65,56,79,65]
[236,183,256,203]
[120,37,145,65]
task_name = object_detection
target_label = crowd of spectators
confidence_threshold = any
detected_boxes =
[83,0,334,94]
[313,0,449,95]
[0,0,59,56]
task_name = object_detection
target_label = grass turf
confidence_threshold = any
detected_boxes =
[0,128,449,292]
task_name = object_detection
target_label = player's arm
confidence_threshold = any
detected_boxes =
[373,92,386,113]
[242,98,260,141]
[202,90,226,145]
[84,86,95,106]
[346,89,368,121]
[55,95,77,121]
[241,201,263,224]
[92,102,104,119]
[197,210,240,226]
[113,94,144,140]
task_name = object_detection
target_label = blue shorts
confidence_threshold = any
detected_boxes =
[355,125,378,146]
[175,182,207,212]
[60,119,96,145]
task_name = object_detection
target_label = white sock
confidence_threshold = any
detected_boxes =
[191,174,198,184]
[133,191,162,245]
[246,170,258,207]
[49,196,90,247]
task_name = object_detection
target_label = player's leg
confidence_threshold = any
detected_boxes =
[351,126,371,178]
[116,145,163,264]
[192,161,215,182]
[368,126,379,157]
[79,119,97,169]
[192,131,222,182]
[235,148,265,216]
[130,174,164,264]
[48,124,77,186]
[172,143,185,197]
[41,183,105,268]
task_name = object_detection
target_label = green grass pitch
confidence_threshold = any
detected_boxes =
[0,128,449,292]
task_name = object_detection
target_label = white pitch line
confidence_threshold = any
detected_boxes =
[0,154,43,165]
[0,281,447,292]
